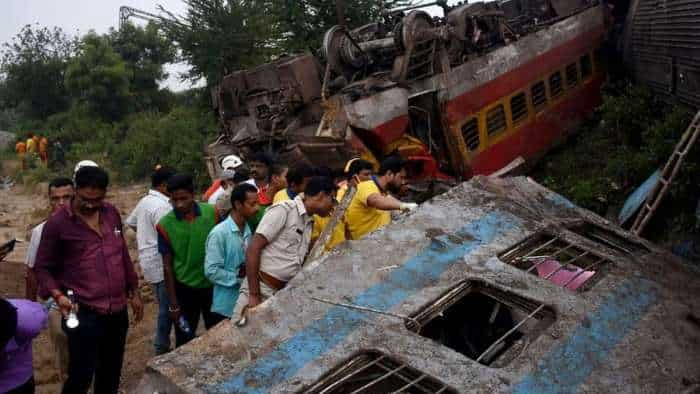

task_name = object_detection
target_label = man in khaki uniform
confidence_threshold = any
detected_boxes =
[232,177,336,321]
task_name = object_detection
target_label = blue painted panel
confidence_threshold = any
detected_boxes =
[618,169,661,225]
[210,211,520,393]
[512,279,657,394]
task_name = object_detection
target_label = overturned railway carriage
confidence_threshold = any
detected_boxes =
[623,0,700,108]
[140,176,700,392]
[209,0,610,182]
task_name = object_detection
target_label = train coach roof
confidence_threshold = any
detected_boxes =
[140,176,700,393]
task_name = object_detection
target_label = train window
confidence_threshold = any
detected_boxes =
[580,54,592,80]
[498,231,611,292]
[407,280,556,367]
[461,117,480,151]
[486,104,507,136]
[510,92,528,125]
[566,63,578,88]
[303,351,458,393]
[549,71,563,98]
[531,81,547,112]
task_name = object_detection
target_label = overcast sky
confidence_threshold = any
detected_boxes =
[2,0,453,91]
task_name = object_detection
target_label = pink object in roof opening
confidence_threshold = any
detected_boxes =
[535,259,596,291]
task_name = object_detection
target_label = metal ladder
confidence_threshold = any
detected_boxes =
[631,109,700,236]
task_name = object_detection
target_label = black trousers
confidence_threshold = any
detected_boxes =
[7,376,34,394]
[62,307,128,394]
[174,281,218,347]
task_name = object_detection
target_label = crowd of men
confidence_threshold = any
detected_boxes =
[14,133,52,170]
[0,152,418,393]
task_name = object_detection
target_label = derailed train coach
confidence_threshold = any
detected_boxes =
[140,176,700,392]
[207,0,612,185]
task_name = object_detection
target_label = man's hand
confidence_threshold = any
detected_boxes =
[248,293,263,309]
[129,292,144,324]
[55,294,74,319]
[399,202,418,212]
[168,304,181,323]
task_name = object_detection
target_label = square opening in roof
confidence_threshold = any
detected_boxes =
[302,351,457,394]
[498,231,611,291]
[568,221,650,255]
[407,281,555,368]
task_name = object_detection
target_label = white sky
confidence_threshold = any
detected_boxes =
[1,0,456,91]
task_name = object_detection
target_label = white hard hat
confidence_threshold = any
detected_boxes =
[74,160,99,175]
[221,154,243,170]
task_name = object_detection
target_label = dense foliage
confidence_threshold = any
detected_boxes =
[532,82,698,239]
[0,25,78,119]
[157,0,410,86]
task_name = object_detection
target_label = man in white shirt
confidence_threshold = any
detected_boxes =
[207,168,236,205]
[24,177,74,382]
[125,166,176,355]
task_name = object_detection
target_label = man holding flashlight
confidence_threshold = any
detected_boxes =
[33,166,142,394]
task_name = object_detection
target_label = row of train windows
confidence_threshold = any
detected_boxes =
[462,53,594,151]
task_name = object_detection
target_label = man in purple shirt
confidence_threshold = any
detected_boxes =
[33,166,143,394]
[0,297,47,394]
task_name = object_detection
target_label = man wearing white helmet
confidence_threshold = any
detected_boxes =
[74,160,99,175]
[203,155,244,202]
[207,169,236,205]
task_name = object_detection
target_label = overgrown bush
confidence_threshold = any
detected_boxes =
[532,82,698,240]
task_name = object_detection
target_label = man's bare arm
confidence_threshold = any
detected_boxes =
[366,193,402,210]
[245,234,269,308]
[162,253,180,320]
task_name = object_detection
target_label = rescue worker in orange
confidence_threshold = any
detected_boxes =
[15,139,27,170]
[39,136,49,166]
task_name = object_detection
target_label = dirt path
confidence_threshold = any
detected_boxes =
[0,179,159,393]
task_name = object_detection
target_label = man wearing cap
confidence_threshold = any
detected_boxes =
[231,177,336,321]
[203,155,244,201]
[207,168,237,205]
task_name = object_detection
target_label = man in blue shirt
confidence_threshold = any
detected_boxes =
[204,183,259,319]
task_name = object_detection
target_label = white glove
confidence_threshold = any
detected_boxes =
[399,202,418,212]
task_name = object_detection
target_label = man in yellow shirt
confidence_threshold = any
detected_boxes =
[272,164,313,204]
[346,156,417,240]
[314,159,375,249]
[26,133,37,154]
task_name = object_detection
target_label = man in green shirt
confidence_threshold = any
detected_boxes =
[157,174,220,347]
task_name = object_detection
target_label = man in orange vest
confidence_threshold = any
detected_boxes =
[39,136,49,166]
[15,139,27,170]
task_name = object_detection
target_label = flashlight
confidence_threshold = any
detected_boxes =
[66,289,79,329]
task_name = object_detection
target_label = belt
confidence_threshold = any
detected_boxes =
[258,271,287,291]
[80,303,127,315]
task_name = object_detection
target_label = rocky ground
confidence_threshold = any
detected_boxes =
[0,173,159,393]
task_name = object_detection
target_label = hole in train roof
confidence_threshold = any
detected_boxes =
[498,231,612,291]
[406,281,555,367]
[301,350,457,394]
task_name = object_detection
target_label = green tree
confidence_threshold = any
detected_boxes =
[107,22,176,112]
[271,0,411,53]
[65,33,130,121]
[158,0,274,86]
[0,25,78,119]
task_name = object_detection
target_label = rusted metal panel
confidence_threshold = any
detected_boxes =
[625,0,700,108]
